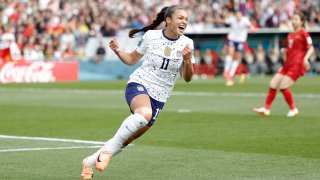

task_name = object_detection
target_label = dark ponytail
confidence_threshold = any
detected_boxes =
[128,6,169,38]
[128,5,186,38]
[294,11,306,28]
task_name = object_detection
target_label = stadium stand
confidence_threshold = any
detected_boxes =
[0,0,319,75]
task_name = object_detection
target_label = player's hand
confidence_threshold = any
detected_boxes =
[182,45,192,62]
[280,48,287,54]
[303,58,311,71]
[109,37,120,53]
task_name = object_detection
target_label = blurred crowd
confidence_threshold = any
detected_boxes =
[0,0,320,75]
[194,43,320,79]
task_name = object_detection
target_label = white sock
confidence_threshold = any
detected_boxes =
[107,113,148,154]
[229,60,240,76]
[224,55,232,73]
[113,113,148,141]
[85,138,125,166]
[85,113,148,166]
[85,140,111,166]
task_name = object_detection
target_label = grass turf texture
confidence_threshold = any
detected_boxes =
[0,76,319,179]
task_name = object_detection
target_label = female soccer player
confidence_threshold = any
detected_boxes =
[81,5,194,179]
[254,11,314,117]
[223,11,253,86]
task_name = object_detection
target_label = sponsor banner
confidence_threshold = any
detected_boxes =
[0,61,78,83]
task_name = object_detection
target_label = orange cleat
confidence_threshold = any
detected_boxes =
[81,159,93,180]
[96,148,112,172]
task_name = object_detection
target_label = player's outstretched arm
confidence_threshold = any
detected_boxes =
[182,45,194,82]
[109,37,143,66]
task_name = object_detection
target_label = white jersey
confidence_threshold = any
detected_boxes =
[225,16,251,42]
[128,29,195,103]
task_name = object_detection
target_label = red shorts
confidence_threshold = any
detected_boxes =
[278,65,305,81]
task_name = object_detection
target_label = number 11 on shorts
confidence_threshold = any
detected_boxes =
[153,108,161,120]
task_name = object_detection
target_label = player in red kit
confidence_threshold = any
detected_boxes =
[253,11,314,117]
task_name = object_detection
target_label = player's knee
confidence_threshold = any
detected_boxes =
[279,84,289,90]
[134,107,152,121]
[143,114,152,121]
[269,82,277,89]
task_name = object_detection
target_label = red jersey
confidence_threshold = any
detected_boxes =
[285,29,313,68]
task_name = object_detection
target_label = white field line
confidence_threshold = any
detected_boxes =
[1,87,320,98]
[0,146,100,153]
[0,87,122,95]
[173,91,320,98]
[0,135,134,153]
[0,135,104,145]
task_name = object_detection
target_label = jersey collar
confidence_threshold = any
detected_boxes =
[162,29,180,41]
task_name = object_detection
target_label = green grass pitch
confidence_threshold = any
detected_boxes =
[0,76,319,179]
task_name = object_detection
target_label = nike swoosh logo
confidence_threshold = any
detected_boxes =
[126,125,133,133]
[97,154,102,162]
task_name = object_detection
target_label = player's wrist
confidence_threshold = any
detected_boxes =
[114,49,121,55]
[184,59,192,64]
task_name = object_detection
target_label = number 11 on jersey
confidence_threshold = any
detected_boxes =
[161,58,170,70]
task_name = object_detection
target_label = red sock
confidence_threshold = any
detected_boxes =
[281,89,296,109]
[264,88,277,110]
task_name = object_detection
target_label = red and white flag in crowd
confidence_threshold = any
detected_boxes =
[0,42,21,62]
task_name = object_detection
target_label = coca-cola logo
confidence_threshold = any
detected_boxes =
[0,62,56,83]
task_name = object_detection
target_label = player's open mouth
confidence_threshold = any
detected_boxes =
[178,25,186,32]
[179,25,186,30]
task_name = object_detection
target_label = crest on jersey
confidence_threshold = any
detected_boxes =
[137,85,144,91]
[288,39,294,48]
[164,46,172,57]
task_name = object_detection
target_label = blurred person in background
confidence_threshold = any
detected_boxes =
[95,41,106,64]
[255,43,268,76]
[81,5,195,179]
[43,44,55,61]
[243,46,255,77]
[223,10,256,86]
[23,43,45,61]
[254,11,314,117]
[0,25,21,62]
[61,42,75,61]
[192,48,203,79]
[60,27,76,53]
[265,47,282,75]
[202,48,218,79]
[308,47,320,75]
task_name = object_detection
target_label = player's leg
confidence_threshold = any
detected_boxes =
[81,119,150,179]
[81,84,152,178]
[84,125,149,162]
[122,95,164,146]
[254,73,283,116]
[239,43,251,84]
[223,54,233,77]
[223,42,235,78]
[227,42,245,86]
[226,51,241,86]
[279,75,298,117]
[95,94,151,172]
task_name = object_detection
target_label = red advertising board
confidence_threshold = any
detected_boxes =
[0,61,78,83]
